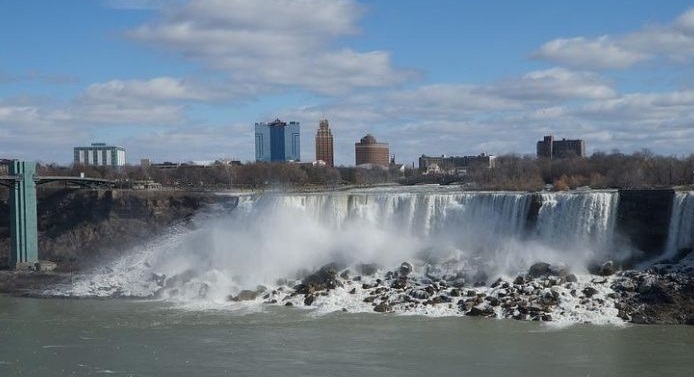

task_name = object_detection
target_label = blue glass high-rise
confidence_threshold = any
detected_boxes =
[255,119,301,162]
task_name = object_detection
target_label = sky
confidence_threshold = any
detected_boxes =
[1,0,693,166]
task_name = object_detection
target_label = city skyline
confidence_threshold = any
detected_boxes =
[1,1,693,166]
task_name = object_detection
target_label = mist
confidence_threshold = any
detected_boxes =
[64,187,648,301]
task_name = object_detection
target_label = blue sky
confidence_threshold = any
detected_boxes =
[1,0,693,165]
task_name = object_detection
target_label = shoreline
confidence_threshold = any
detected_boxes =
[2,257,692,326]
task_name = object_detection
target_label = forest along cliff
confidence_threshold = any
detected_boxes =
[0,188,237,271]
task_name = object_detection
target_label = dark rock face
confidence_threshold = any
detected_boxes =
[0,188,236,271]
[612,268,694,325]
[616,189,674,262]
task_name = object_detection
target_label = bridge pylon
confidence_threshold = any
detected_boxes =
[9,161,39,269]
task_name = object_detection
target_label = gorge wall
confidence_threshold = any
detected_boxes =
[0,188,237,270]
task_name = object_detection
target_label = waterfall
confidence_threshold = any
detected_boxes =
[65,187,623,299]
[663,191,694,261]
[535,191,619,259]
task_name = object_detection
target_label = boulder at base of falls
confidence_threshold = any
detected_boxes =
[588,260,617,276]
[229,290,258,302]
[399,262,414,277]
[466,306,496,317]
[528,262,552,278]
[373,302,392,313]
[294,263,344,294]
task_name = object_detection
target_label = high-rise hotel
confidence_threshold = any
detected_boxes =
[255,119,301,162]
[73,143,126,167]
[315,119,334,167]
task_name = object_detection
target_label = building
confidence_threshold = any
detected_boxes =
[419,154,496,175]
[315,119,334,167]
[355,134,389,167]
[255,119,301,162]
[73,143,126,167]
[536,135,586,159]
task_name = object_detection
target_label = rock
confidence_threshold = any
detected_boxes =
[490,278,504,288]
[513,275,526,285]
[303,295,315,306]
[451,278,466,288]
[373,302,392,313]
[399,262,414,276]
[449,288,461,297]
[339,270,350,280]
[528,262,552,278]
[564,274,578,283]
[582,287,599,298]
[284,302,294,307]
[390,279,407,289]
[466,306,495,317]
[295,263,343,294]
[485,296,500,306]
[409,289,430,300]
[348,288,356,294]
[598,261,616,276]
[229,290,258,302]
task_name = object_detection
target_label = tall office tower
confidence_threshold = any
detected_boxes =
[315,119,334,167]
[255,119,301,162]
[355,134,389,167]
[73,143,126,167]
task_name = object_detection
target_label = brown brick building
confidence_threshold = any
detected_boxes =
[537,135,586,159]
[315,119,334,167]
[355,134,389,167]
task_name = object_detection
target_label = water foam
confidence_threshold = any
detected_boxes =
[59,188,631,325]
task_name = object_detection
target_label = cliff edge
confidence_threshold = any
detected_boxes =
[0,188,236,271]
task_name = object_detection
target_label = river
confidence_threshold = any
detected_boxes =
[1,295,693,377]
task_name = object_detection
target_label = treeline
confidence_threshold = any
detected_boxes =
[34,162,402,189]
[29,150,694,191]
[462,150,694,190]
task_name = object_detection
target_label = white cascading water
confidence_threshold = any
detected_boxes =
[533,191,619,267]
[63,187,624,304]
[663,191,694,261]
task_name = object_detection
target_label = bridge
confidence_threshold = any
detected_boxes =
[0,161,113,270]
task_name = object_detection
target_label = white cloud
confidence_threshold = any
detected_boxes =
[127,0,413,94]
[534,8,694,69]
[80,77,221,104]
[488,68,617,100]
[533,37,648,69]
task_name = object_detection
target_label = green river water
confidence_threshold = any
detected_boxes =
[1,295,693,376]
